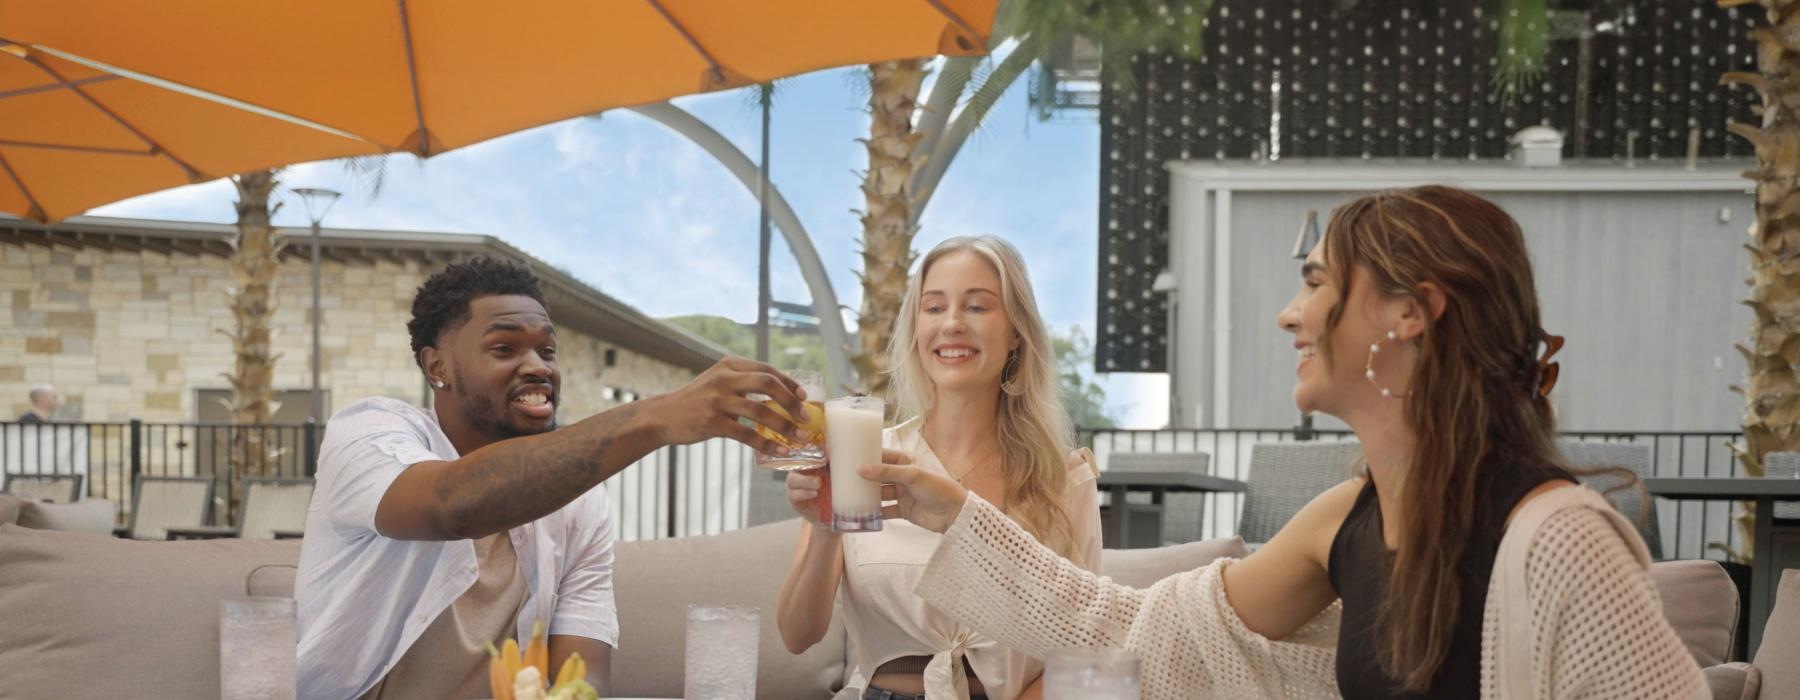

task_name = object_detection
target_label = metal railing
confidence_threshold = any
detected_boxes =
[0,420,753,539]
[1079,426,1750,561]
[4,419,1753,554]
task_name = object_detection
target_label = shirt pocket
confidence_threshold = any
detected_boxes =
[845,522,940,568]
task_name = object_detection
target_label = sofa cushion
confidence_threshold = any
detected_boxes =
[613,518,846,700]
[247,564,298,598]
[1754,569,1800,698]
[1703,662,1760,700]
[1648,559,1739,667]
[16,498,116,534]
[1100,536,1250,589]
[0,493,22,526]
[0,524,301,699]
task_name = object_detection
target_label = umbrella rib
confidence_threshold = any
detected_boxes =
[22,42,387,149]
[0,73,120,101]
[643,0,726,85]
[921,0,985,45]
[0,149,48,221]
[0,139,155,156]
[395,0,432,155]
[19,54,207,182]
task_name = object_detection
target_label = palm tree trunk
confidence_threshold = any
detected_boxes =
[223,169,284,519]
[854,59,928,398]
[1722,0,1800,564]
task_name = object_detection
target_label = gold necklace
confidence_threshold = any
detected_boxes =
[951,444,1002,483]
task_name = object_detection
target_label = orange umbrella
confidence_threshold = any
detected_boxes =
[0,0,998,221]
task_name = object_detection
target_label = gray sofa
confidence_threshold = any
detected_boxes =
[0,517,1771,699]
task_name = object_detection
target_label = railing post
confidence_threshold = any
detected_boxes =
[304,419,319,478]
[128,419,143,480]
[1294,414,1315,442]
[665,445,680,539]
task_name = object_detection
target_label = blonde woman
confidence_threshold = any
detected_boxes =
[776,236,1102,700]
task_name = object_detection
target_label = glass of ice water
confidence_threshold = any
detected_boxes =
[684,604,760,700]
[220,597,296,700]
[1043,648,1141,700]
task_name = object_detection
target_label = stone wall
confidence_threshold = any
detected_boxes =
[0,240,697,424]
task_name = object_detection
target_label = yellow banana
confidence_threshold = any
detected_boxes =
[486,641,513,700]
[554,651,582,686]
[502,638,523,686]
[526,621,549,681]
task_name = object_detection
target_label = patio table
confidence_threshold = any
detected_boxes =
[1645,477,1800,657]
[1098,470,1247,549]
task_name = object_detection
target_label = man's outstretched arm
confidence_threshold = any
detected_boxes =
[375,358,806,540]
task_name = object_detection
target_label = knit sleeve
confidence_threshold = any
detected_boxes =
[915,493,1340,700]
[1514,506,1708,700]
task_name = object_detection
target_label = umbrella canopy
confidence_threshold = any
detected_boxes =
[0,0,998,221]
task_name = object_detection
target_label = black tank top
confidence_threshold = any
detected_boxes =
[1326,463,1573,699]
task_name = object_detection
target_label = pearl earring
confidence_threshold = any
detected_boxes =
[1365,330,1411,399]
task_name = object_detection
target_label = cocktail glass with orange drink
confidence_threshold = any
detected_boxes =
[750,369,827,471]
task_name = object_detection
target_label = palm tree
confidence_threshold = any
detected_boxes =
[220,155,389,518]
[1720,0,1800,564]
[222,169,285,510]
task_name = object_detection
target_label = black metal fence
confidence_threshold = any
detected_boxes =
[1,421,322,526]
[0,420,754,539]
[3,419,1755,554]
[1079,426,1750,561]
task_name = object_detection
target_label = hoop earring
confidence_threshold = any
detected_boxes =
[1365,330,1411,399]
[999,351,1024,396]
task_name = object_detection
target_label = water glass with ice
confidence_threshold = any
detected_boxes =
[1043,648,1141,700]
[684,604,760,700]
[220,596,296,700]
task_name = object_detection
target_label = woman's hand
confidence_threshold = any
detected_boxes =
[859,455,968,534]
[785,468,829,524]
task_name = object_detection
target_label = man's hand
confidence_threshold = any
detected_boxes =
[642,357,808,454]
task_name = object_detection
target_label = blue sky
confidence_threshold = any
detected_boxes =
[90,62,1170,428]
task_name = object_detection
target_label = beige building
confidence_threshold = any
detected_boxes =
[1,215,723,425]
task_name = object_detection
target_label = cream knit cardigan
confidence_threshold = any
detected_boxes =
[914,485,1708,699]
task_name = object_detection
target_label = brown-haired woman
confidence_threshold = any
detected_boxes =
[860,186,1708,698]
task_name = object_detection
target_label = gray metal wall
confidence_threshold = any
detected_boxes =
[1166,164,1753,432]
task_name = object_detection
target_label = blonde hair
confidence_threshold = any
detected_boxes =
[886,236,1079,557]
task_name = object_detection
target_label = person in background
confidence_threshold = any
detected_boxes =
[17,384,60,423]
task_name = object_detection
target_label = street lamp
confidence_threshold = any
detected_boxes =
[293,187,341,424]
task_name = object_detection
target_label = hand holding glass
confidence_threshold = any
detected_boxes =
[751,369,826,471]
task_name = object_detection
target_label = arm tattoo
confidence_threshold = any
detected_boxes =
[434,403,647,537]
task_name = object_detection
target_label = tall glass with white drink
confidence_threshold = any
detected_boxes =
[825,395,885,533]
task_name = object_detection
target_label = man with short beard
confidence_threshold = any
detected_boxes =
[295,257,807,699]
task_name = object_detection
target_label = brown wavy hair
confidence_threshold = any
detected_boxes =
[1316,185,1564,691]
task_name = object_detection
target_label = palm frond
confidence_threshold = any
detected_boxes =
[844,65,875,109]
[1490,0,1551,103]
[955,33,1049,141]
[738,79,786,112]
[338,154,395,199]
[917,56,979,151]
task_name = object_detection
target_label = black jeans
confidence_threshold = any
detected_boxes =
[861,688,927,700]
[862,687,986,700]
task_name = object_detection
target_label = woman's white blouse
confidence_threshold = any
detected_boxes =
[835,417,1103,700]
